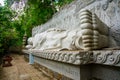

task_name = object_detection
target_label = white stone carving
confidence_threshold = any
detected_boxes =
[23,49,120,66]
[80,9,109,50]
[26,9,110,51]
[93,50,120,66]
[25,37,33,49]
[23,49,92,65]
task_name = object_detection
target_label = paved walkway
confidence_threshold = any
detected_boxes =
[0,54,51,80]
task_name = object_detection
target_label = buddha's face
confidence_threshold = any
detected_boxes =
[28,37,33,45]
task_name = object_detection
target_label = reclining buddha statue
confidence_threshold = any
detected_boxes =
[26,9,114,51]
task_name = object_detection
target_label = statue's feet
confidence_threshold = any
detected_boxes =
[79,9,109,50]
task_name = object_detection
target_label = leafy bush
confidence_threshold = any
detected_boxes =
[0,6,19,54]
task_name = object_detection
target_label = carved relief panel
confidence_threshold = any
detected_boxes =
[32,0,120,46]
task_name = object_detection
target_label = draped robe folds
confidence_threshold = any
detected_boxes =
[30,28,83,51]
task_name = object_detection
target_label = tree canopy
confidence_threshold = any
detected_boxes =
[0,6,19,54]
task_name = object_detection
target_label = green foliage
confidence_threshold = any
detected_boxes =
[56,0,73,6]
[0,6,19,54]
[19,0,56,37]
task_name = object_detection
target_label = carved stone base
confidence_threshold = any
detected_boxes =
[23,50,120,80]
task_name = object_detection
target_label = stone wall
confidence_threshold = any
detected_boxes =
[32,0,120,46]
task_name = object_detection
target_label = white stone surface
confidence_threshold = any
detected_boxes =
[32,0,120,47]
[34,57,80,80]
[26,9,110,51]
[23,49,120,67]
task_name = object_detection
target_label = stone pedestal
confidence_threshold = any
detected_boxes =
[23,50,120,80]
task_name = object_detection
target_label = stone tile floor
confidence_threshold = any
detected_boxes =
[0,54,51,80]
